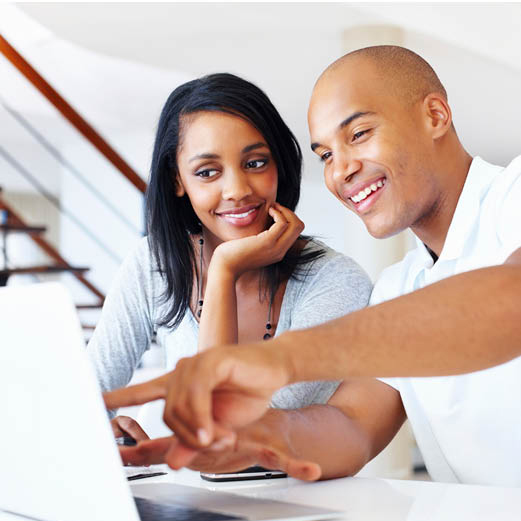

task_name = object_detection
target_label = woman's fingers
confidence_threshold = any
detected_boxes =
[265,204,304,250]
[111,416,149,441]
[273,203,305,243]
[119,436,174,466]
[103,373,170,410]
[264,205,289,241]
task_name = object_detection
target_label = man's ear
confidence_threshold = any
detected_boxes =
[174,176,186,197]
[423,93,452,140]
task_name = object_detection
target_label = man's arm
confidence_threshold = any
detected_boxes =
[116,379,405,480]
[283,249,521,381]
[246,379,405,480]
[105,250,521,449]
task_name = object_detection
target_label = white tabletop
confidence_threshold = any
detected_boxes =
[128,466,521,521]
[2,466,520,521]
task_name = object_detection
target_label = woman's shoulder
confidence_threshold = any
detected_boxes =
[120,236,159,273]
[300,239,371,283]
[280,240,372,328]
[112,236,164,297]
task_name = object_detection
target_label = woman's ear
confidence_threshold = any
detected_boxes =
[423,93,453,140]
[174,176,186,197]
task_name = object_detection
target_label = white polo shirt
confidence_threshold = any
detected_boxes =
[370,156,521,487]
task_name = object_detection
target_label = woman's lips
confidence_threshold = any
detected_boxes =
[216,204,262,227]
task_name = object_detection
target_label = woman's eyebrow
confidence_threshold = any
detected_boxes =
[189,143,268,162]
[242,142,269,154]
[189,153,220,163]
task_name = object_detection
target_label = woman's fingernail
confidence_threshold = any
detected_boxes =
[198,428,211,446]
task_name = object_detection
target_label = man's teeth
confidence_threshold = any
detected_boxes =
[223,208,256,219]
[351,179,385,203]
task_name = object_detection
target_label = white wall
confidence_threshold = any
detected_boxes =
[4,3,521,288]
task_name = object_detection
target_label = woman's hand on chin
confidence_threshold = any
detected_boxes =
[212,203,305,278]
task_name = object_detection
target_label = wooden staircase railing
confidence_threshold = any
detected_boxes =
[0,193,104,302]
[0,33,147,194]
[0,33,150,306]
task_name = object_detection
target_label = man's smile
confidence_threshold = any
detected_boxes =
[342,176,387,213]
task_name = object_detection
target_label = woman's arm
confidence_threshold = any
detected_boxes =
[197,204,303,351]
[197,259,239,351]
[88,239,155,410]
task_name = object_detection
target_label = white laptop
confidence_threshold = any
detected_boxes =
[0,282,341,521]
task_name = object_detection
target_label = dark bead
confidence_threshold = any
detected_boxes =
[266,323,272,330]
[197,309,202,318]
[198,300,203,306]
[199,238,204,245]
[263,333,272,341]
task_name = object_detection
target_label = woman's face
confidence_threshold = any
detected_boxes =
[176,111,278,246]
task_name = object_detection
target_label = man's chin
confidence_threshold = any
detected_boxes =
[364,218,404,240]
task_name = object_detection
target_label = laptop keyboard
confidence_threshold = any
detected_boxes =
[134,496,246,521]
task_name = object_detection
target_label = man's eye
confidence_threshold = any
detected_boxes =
[245,159,267,169]
[352,129,369,142]
[319,151,332,162]
[195,169,219,178]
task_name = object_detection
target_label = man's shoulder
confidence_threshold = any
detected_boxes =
[485,154,521,199]
[370,248,421,305]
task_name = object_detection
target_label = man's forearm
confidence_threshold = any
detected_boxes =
[277,264,521,381]
[248,406,372,480]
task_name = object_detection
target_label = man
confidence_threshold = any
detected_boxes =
[105,46,521,486]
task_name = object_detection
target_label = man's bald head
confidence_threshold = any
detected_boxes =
[308,45,467,242]
[319,45,447,107]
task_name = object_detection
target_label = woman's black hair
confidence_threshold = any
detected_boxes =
[146,72,324,329]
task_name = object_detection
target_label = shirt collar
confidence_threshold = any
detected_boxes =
[417,156,501,263]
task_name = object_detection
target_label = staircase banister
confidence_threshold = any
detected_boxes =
[0,33,147,194]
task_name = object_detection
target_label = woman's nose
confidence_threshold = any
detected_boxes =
[221,169,253,201]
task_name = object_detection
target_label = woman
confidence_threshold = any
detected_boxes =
[88,73,372,479]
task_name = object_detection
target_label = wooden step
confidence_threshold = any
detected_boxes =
[0,265,89,276]
[76,302,104,309]
[0,224,46,234]
[0,265,89,286]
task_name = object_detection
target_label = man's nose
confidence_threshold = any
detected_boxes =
[221,169,253,200]
[332,153,362,185]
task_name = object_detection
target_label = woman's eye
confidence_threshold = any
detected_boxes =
[320,151,332,162]
[195,169,219,179]
[352,129,369,142]
[245,159,267,169]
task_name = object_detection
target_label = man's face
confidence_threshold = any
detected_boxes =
[308,60,441,239]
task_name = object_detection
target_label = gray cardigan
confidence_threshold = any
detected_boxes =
[87,238,372,409]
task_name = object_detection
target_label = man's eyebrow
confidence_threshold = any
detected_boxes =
[339,111,375,130]
[189,153,220,163]
[242,142,269,154]
[311,111,375,152]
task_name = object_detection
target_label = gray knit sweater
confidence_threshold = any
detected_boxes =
[87,238,372,409]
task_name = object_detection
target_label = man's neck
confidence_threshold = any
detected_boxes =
[412,148,473,257]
